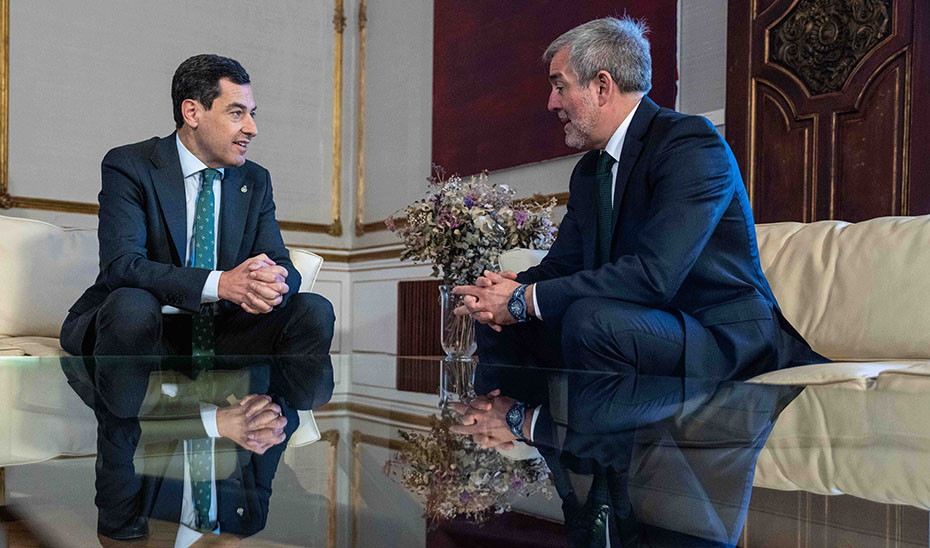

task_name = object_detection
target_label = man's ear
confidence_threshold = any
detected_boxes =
[181,98,202,129]
[595,70,613,106]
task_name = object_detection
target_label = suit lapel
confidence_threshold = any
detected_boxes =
[219,168,249,270]
[610,97,659,232]
[150,135,187,265]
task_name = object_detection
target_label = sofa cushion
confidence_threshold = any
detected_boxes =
[756,216,930,361]
[753,358,930,508]
[0,215,99,339]
[747,361,922,388]
[0,336,69,357]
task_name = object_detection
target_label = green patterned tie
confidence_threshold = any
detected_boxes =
[595,151,616,266]
[191,168,218,372]
[190,168,218,531]
[187,437,215,531]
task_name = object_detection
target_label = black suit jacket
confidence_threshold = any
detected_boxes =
[518,97,822,389]
[61,134,299,355]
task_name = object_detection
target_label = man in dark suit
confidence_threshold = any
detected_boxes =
[61,355,334,545]
[452,15,822,485]
[58,54,335,540]
[60,53,334,361]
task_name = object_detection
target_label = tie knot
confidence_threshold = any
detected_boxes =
[201,168,220,188]
[597,151,616,175]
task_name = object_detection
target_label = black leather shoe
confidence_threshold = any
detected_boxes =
[97,515,149,542]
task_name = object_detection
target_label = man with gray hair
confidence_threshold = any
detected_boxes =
[452,16,822,545]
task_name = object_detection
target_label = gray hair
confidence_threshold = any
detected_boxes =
[543,17,652,94]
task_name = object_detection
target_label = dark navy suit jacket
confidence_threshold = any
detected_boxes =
[60,134,299,355]
[517,97,821,387]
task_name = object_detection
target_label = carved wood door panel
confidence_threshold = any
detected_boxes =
[726,0,929,223]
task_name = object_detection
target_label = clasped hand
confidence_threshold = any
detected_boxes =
[218,253,289,314]
[452,270,521,332]
[216,394,287,455]
[449,389,520,449]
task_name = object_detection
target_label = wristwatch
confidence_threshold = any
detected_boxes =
[505,400,527,440]
[508,283,530,323]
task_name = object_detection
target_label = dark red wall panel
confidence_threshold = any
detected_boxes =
[432,0,678,176]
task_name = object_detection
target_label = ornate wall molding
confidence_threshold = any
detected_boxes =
[354,0,368,237]
[0,0,9,208]
[769,0,892,95]
[319,429,341,548]
[350,432,404,548]
[329,0,347,237]
[319,400,431,426]
[360,190,570,236]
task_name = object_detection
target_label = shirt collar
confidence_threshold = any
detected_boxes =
[602,99,642,163]
[176,134,225,180]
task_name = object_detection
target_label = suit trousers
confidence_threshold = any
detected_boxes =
[476,297,695,540]
[61,288,335,358]
[477,297,688,433]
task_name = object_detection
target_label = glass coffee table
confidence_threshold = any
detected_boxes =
[0,354,928,547]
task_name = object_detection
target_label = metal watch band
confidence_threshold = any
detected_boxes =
[506,400,527,440]
[508,283,530,323]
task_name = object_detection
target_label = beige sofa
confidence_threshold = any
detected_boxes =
[501,215,930,510]
[0,213,326,467]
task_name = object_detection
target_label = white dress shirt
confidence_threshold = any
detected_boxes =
[160,134,224,314]
[531,100,642,321]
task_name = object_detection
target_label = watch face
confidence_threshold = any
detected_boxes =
[508,298,525,318]
[506,406,521,427]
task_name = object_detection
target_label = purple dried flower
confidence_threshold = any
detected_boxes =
[513,210,528,226]
[385,216,396,232]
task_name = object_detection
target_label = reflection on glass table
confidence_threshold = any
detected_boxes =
[0,355,928,547]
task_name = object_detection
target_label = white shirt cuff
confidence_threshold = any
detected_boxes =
[201,270,222,303]
[528,405,541,442]
[531,284,543,320]
[200,402,220,438]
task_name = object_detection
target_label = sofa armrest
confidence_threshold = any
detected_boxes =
[499,248,548,273]
[284,248,325,446]
[289,249,324,293]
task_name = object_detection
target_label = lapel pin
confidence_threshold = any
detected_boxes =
[240,185,248,193]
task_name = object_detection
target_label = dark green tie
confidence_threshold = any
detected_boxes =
[596,151,616,266]
[191,168,218,371]
[186,437,215,531]
[190,168,218,532]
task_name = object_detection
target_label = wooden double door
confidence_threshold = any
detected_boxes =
[726,0,929,223]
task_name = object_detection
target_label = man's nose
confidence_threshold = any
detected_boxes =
[243,113,258,137]
[547,90,560,112]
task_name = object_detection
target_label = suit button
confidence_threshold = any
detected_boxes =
[237,507,244,516]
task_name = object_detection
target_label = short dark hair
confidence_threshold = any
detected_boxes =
[172,54,251,129]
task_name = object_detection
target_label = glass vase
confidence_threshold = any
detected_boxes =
[438,357,477,408]
[438,284,477,359]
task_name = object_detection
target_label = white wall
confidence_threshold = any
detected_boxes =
[8,0,347,250]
